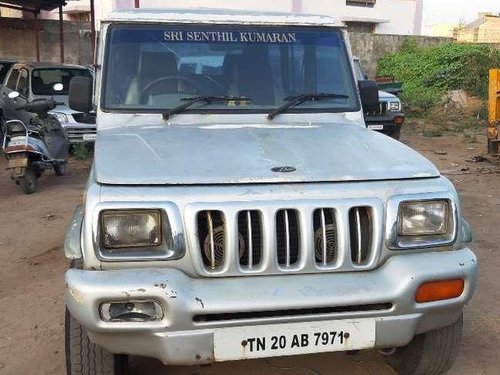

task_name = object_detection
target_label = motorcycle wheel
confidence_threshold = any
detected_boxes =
[19,168,37,194]
[54,162,68,176]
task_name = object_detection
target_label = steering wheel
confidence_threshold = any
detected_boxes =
[140,76,203,103]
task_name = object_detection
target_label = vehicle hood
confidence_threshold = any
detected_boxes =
[94,122,439,185]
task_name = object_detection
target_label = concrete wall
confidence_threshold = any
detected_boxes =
[0,18,92,65]
[349,33,452,77]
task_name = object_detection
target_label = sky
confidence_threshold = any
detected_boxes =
[423,0,500,27]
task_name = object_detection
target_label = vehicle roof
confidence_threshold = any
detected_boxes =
[0,59,17,63]
[12,62,89,70]
[105,8,342,27]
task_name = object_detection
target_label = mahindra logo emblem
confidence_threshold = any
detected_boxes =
[271,166,296,173]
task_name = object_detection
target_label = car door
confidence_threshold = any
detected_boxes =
[1,66,21,120]
[15,68,31,125]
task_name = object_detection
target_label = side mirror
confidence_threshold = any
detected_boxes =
[358,80,379,109]
[69,76,92,112]
[8,91,20,99]
[53,83,64,92]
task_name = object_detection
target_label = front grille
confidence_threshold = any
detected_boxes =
[192,201,380,276]
[366,102,388,116]
[65,127,96,143]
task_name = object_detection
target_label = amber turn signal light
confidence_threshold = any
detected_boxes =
[393,116,405,125]
[415,279,464,303]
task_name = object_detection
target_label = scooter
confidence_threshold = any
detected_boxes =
[2,91,69,194]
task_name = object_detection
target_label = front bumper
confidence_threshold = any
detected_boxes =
[66,248,477,365]
[365,112,404,134]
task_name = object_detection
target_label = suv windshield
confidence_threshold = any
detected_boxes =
[103,25,360,113]
[32,68,92,95]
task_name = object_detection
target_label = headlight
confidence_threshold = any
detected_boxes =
[389,101,401,112]
[100,210,162,249]
[50,112,69,123]
[398,200,449,236]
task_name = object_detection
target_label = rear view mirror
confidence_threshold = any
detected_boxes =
[8,91,19,99]
[358,80,379,109]
[53,83,64,92]
[69,76,92,112]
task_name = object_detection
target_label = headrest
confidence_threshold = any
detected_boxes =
[139,51,177,79]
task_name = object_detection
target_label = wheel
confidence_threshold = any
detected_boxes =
[19,168,37,194]
[54,162,68,176]
[385,313,463,375]
[487,138,499,154]
[65,309,128,375]
[390,128,401,140]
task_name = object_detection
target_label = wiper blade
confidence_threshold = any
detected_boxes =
[163,96,251,120]
[267,93,349,121]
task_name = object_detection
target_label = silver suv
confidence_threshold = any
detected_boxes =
[0,62,96,144]
[64,8,477,375]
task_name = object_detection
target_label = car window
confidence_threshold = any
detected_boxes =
[31,68,92,95]
[0,63,14,84]
[17,69,29,97]
[6,68,20,90]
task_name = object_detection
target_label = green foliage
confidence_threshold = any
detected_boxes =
[377,42,500,108]
[71,143,90,160]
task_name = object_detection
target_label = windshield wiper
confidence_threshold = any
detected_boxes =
[267,93,349,121]
[163,95,252,120]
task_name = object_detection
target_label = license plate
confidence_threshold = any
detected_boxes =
[83,133,96,141]
[8,136,27,146]
[8,157,28,168]
[213,318,375,361]
[368,124,384,130]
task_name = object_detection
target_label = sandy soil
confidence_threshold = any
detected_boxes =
[0,132,499,375]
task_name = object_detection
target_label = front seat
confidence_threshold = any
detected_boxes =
[237,47,275,105]
[125,51,178,105]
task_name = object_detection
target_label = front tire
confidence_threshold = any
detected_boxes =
[54,162,68,176]
[65,309,128,375]
[19,168,37,194]
[385,313,463,375]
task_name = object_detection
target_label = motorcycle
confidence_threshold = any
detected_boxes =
[2,90,69,194]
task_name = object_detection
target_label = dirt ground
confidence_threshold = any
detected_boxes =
[0,131,499,375]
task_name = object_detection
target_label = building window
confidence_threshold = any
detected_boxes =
[347,0,376,8]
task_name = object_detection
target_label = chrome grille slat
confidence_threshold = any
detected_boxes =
[284,209,291,267]
[320,208,327,266]
[207,211,216,270]
[355,207,362,264]
[349,207,373,266]
[246,210,253,269]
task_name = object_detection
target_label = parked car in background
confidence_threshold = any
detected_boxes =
[0,62,96,144]
[353,57,405,140]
